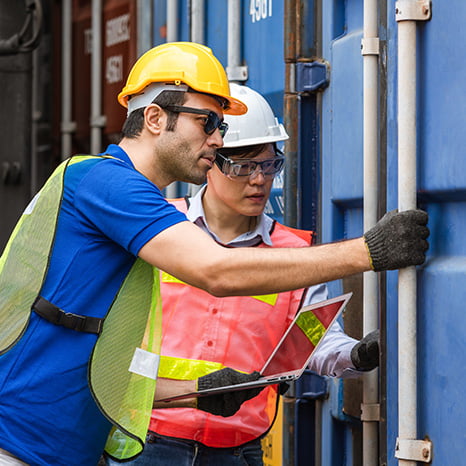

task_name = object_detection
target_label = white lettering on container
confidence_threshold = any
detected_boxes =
[250,0,273,23]
[84,29,92,55]
[106,14,130,47]
[106,55,123,84]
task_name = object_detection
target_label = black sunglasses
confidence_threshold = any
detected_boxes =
[161,105,229,138]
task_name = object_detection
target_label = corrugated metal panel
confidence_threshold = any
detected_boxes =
[385,0,466,463]
[72,1,92,151]
[71,0,137,152]
[102,1,137,135]
[320,0,365,464]
[319,0,466,463]
[153,1,167,45]
[239,0,287,224]
[242,0,285,118]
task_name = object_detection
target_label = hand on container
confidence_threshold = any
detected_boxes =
[351,330,380,371]
[364,209,429,272]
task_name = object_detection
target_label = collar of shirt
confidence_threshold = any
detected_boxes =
[186,185,274,247]
[100,144,135,168]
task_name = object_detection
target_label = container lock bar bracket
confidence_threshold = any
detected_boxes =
[395,438,433,463]
[295,61,330,93]
[360,402,380,421]
[361,37,380,56]
[90,115,107,128]
[395,0,432,22]
[227,65,248,82]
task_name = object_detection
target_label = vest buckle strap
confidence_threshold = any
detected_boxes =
[32,296,103,335]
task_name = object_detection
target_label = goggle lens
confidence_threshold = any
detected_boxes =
[215,152,285,180]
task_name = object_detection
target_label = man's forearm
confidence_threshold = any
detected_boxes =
[208,237,370,297]
[143,224,370,297]
[153,378,197,409]
[141,209,428,298]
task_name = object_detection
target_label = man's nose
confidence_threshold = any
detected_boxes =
[207,127,225,148]
[249,166,266,184]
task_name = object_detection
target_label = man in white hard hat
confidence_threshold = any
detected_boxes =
[103,84,380,466]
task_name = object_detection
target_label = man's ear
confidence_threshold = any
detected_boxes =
[144,104,164,135]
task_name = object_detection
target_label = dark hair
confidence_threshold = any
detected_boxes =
[218,142,278,160]
[121,90,186,138]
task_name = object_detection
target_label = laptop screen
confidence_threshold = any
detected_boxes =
[261,293,352,377]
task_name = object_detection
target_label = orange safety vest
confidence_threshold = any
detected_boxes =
[151,198,313,447]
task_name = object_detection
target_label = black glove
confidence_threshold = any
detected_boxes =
[278,382,290,395]
[196,368,264,417]
[351,330,380,371]
[363,209,429,272]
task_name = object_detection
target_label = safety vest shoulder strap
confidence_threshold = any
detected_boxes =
[0,156,76,354]
[0,154,119,352]
[270,221,315,246]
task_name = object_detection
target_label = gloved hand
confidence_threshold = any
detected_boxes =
[279,382,290,395]
[351,330,380,371]
[364,209,429,272]
[196,367,264,417]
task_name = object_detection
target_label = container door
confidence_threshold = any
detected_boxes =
[320,0,366,465]
[0,1,33,250]
[385,0,466,463]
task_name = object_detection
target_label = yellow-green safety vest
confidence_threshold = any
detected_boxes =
[0,155,162,462]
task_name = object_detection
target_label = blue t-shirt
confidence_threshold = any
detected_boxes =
[0,145,186,465]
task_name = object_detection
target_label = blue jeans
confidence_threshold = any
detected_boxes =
[105,433,264,466]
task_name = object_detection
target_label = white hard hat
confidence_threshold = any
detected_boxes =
[223,83,289,148]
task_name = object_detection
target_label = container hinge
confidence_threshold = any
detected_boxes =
[395,438,433,463]
[90,115,107,128]
[361,37,380,56]
[295,61,330,93]
[227,65,248,82]
[60,121,77,134]
[360,402,380,421]
[395,0,432,22]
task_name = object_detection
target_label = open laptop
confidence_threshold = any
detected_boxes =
[156,292,352,402]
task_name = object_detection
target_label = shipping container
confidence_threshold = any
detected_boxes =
[1,1,465,464]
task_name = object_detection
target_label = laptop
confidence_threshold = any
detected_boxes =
[156,292,352,402]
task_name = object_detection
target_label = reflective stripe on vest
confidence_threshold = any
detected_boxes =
[152,198,312,447]
[161,271,279,306]
[0,155,162,462]
[159,354,225,380]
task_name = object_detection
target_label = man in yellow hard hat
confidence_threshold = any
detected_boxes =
[0,42,428,466]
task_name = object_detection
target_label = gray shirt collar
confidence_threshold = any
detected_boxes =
[186,185,274,247]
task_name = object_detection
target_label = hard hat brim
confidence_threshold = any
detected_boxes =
[220,95,248,116]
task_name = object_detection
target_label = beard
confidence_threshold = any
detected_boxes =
[158,137,214,185]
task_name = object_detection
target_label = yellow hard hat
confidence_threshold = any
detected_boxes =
[118,42,247,115]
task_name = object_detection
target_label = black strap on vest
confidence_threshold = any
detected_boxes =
[32,296,103,335]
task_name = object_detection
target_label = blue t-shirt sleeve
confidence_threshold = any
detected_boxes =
[72,159,187,255]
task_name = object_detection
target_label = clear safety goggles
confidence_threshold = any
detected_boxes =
[162,105,229,138]
[214,151,285,181]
